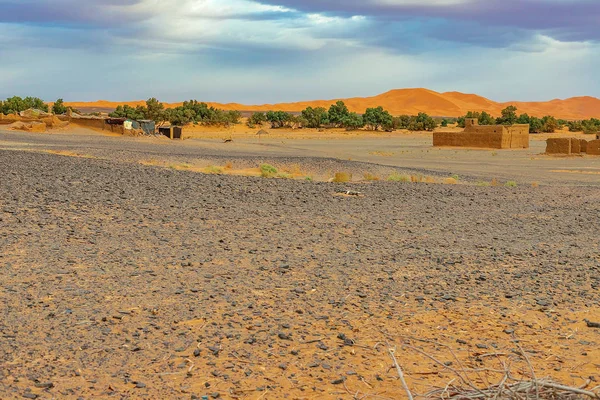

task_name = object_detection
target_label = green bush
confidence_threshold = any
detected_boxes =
[260,164,278,178]
[387,172,410,182]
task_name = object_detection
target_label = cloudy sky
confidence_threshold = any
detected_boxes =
[0,0,598,103]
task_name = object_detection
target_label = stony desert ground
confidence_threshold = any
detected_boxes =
[1,128,600,400]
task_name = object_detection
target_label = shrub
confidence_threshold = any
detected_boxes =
[52,99,68,115]
[260,164,278,178]
[363,172,380,181]
[505,181,518,187]
[387,172,410,182]
[205,166,223,174]
[332,172,352,182]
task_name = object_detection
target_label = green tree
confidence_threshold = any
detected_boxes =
[328,101,350,127]
[363,106,393,131]
[248,112,267,127]
[301,106,329,129]
[341,112,364,130]
[529,117,543,133]
[407,112,437,132]
[496,105,518,125]
[52,99,68,115]
[145,98,165,123]
[478,111,495,125]
[541,116,558,133]
[109,104,146,120]
[1,96,49,114]
[517,113,530,124]
[266,110,293,129]
[393,115,411,129]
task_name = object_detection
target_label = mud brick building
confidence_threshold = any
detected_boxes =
[434,118,529,149]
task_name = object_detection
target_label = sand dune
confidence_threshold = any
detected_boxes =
[65,88,600,119]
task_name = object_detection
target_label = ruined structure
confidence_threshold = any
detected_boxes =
[434,118,529,149]
[546,138,599,155]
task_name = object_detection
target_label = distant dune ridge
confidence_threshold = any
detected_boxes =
[65,88,600,120]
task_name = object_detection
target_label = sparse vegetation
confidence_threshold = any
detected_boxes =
[260,163,278,178]
[109,98,241,127]
[387,172,410,182]
[0,96,49,114]
[205,166,223,174]
[332,172,352,182]
[505,180,518,187]
[363,172,380,181]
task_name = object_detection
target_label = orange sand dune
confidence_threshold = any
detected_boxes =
[65,88,600,119]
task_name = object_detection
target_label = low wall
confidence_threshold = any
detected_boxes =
[433,131,507,149]
[546,138,572,154]
[69,117,106,130]
[435,124,529,150]
[587,140,600,155]
[507,125,530,149]
[571,138,581,154]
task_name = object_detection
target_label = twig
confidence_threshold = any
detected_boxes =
[513,339,539,400]
[387,347,414,400]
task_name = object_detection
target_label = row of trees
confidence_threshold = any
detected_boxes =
[456,105,600,134]
[0,96,78,115]
[248,101,438,132]
[3,95,599,134]
[109,98,242,126]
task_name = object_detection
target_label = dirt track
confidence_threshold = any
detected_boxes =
[1,131,600,399]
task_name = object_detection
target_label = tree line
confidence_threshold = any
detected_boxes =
[109,98,242,127]
[249,101,438,131]
[2,96,599,134]
[0,96,77,115]
[456,105,600,134]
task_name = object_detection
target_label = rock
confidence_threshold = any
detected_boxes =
[331,377,345,385]
[135,382,146,388]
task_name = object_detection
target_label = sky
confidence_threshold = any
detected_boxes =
[0,0,599,103]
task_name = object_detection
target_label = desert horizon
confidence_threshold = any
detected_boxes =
[63,88,600,120]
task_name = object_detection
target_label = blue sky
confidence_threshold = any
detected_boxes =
[0,0,598,103]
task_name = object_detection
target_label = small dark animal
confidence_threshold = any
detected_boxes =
[223,139,233,143]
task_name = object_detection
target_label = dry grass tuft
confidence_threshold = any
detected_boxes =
[333,172,352,183]
[363,172,380,181]
[204,165,223,174]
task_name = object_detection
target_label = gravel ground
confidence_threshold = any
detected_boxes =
[1,146,600,399]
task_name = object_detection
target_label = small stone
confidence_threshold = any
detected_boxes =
[331,377,345,385]
[135,382,146,388]
[194,349,201,357]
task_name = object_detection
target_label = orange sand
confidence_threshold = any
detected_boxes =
[65,88,600,120]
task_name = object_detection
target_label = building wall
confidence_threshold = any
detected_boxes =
[434,123,529,149]
[506,125,530,149]
[68,117,106,130]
